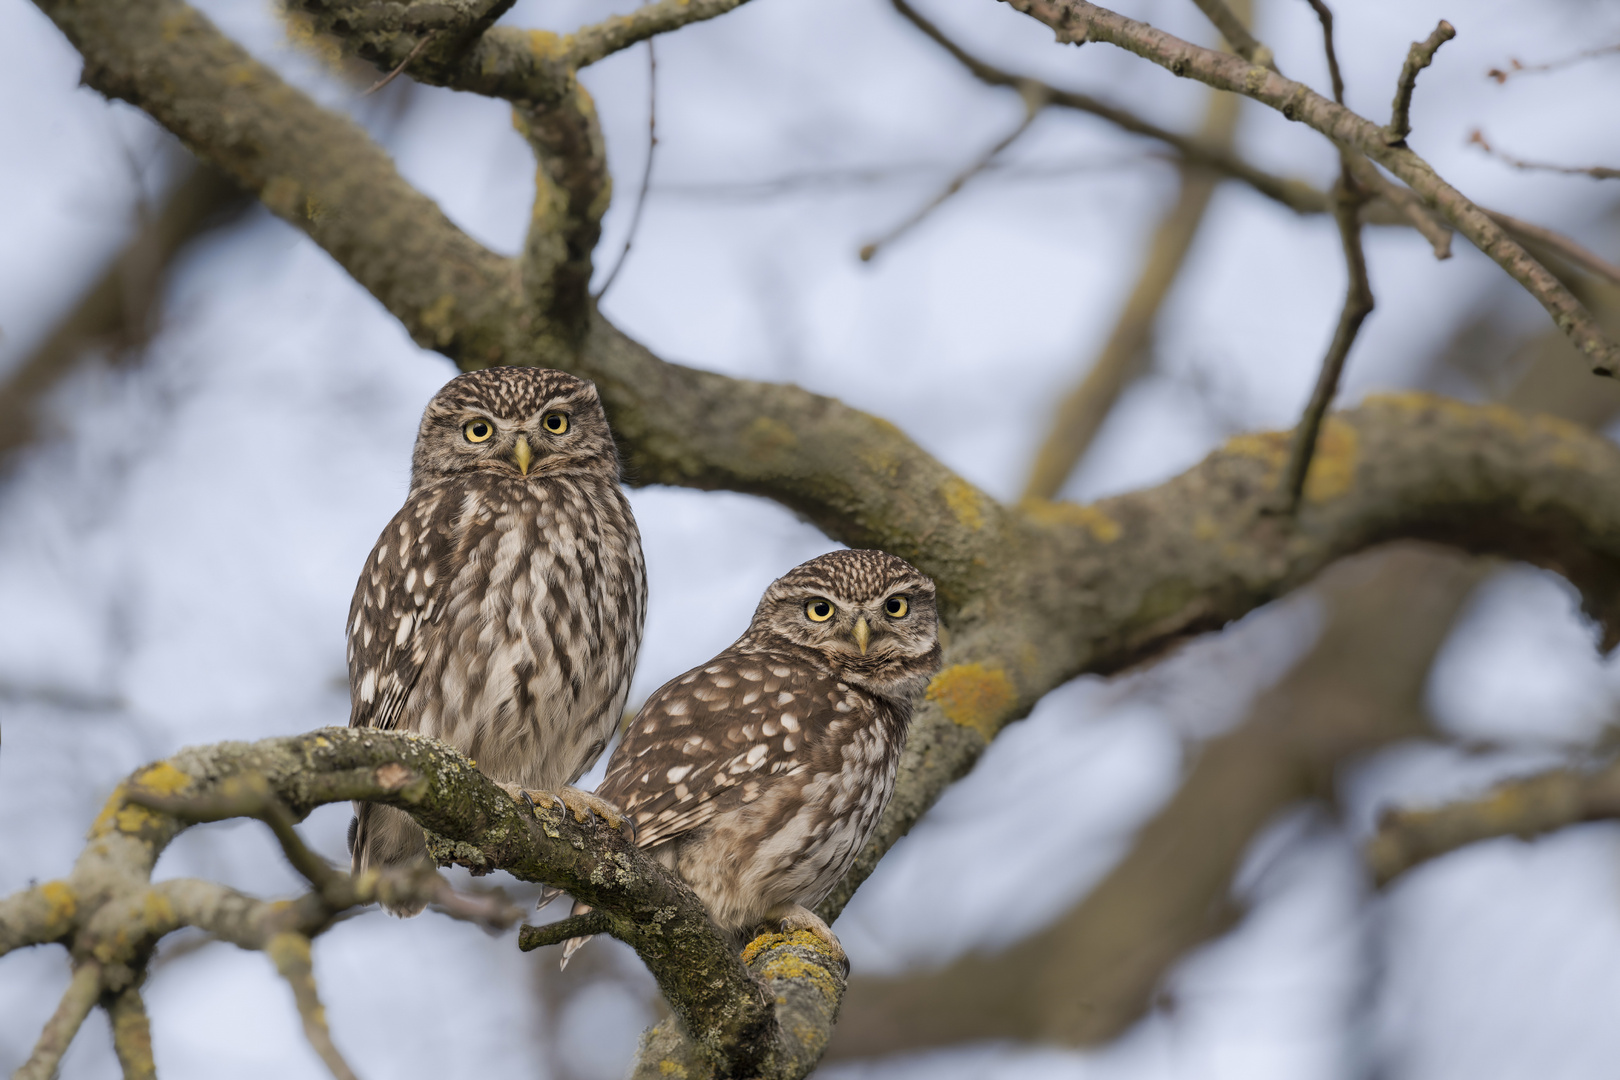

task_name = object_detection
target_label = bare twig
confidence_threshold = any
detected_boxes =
[1487,42,1620,84]
[594,40,658,301]
[1005,0,1620,373]
[891,0,1324,214]
[1385,21,1456,145]
[1469,128,1620,181]
[518,909,612,951]
[267,932,359,1080]
[1346,155,1453,258]
[1300,0,1346,103]
[1367,759,1620,885]
[1187,0,1272,68]
[14,961,103,1080]
[362,30,435,95]
[860,85,1045,261]
[1275,182,1374,512]
[564,0,753,69]
[128,776,340,897]
[1275,0,1374,513]
[1489,210,1620,288]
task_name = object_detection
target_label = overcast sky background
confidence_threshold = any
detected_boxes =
[4,0,1620,1077]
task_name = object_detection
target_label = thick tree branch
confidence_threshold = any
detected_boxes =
[36,0,526,367]
[1367,760,1620,885]
[1004,0,1620,374]
[831,544,1480,1056]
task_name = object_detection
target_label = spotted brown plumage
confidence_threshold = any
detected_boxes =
[346,367,646,914]
[558,549,941,966]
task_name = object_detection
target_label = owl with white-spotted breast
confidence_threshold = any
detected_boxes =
[559,549,941,967]
[346,367,645,913]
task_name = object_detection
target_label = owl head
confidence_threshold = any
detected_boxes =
[746,549,941,701]
[409,367,620,488]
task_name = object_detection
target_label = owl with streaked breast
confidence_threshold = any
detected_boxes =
[558,549,941,966]
[346,366,645,914]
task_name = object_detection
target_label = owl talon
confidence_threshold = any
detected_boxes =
[767,904,849,976]
[555,787,631,834]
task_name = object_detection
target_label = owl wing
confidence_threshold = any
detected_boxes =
[346,488,457,733]
[599,650,853,851]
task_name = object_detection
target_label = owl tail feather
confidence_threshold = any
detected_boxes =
[558,900,595,970]
[351,802,432,918]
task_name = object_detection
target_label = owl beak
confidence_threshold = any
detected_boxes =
[852,616,871,655]
[513,435,533,476]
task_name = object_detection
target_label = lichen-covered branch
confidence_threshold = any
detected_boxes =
[0,729,838,1080]
[35,0,526,366]
[830,544,1481,1056]
[1367,760,1620,885]
[1004,0,1620,374]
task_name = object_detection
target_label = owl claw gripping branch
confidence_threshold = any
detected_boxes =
[344,368,646,915]
[555,549,942,972]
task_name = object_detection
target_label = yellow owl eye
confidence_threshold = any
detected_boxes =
[464,419,494,443]
[884,596,909,618]
[805,598,835,623]
[543,412,569,434]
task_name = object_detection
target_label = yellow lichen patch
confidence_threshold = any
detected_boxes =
[419,294,457,347]
[142,889,176,927]
[40,880,76,929]
[1302,419,1358,502]
[746,931,841,1002]
[658,1061,689,1078]
[1193,513,1218,541]
[742,416,797,458]
[115,804,159,835]
[925,663,1017,740]
[1020,498,1122,543]
[313,734,330,748]
[525,28,570,61]
[940,477,988,531]
[1222,419,1358,503]
[1224,428,1288,469]
[134,762,192,797]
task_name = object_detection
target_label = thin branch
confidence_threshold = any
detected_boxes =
[1274,181,1374,512]
[1345,155,1452,258]
[1005,0,1620,374]
[14,962,102,1080]
[860,88,1045,261]
[1469,128,1620,181]
[891,0,1323,214]
[1187,0,1272,68]
[1487,42,1620,84]
[1300,0,1346,103]
[594,40,658,301]
[128,776,340,898]
[266,932,359,1080]
[1489,210,1620,288]
[1385,20,1455,145]
[564,0,753,69]
[362,30,435,95]
[1274,0,1375,513]
[105,986,157,1080]
[1367,759,1620,885]
[518,910,612,951]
